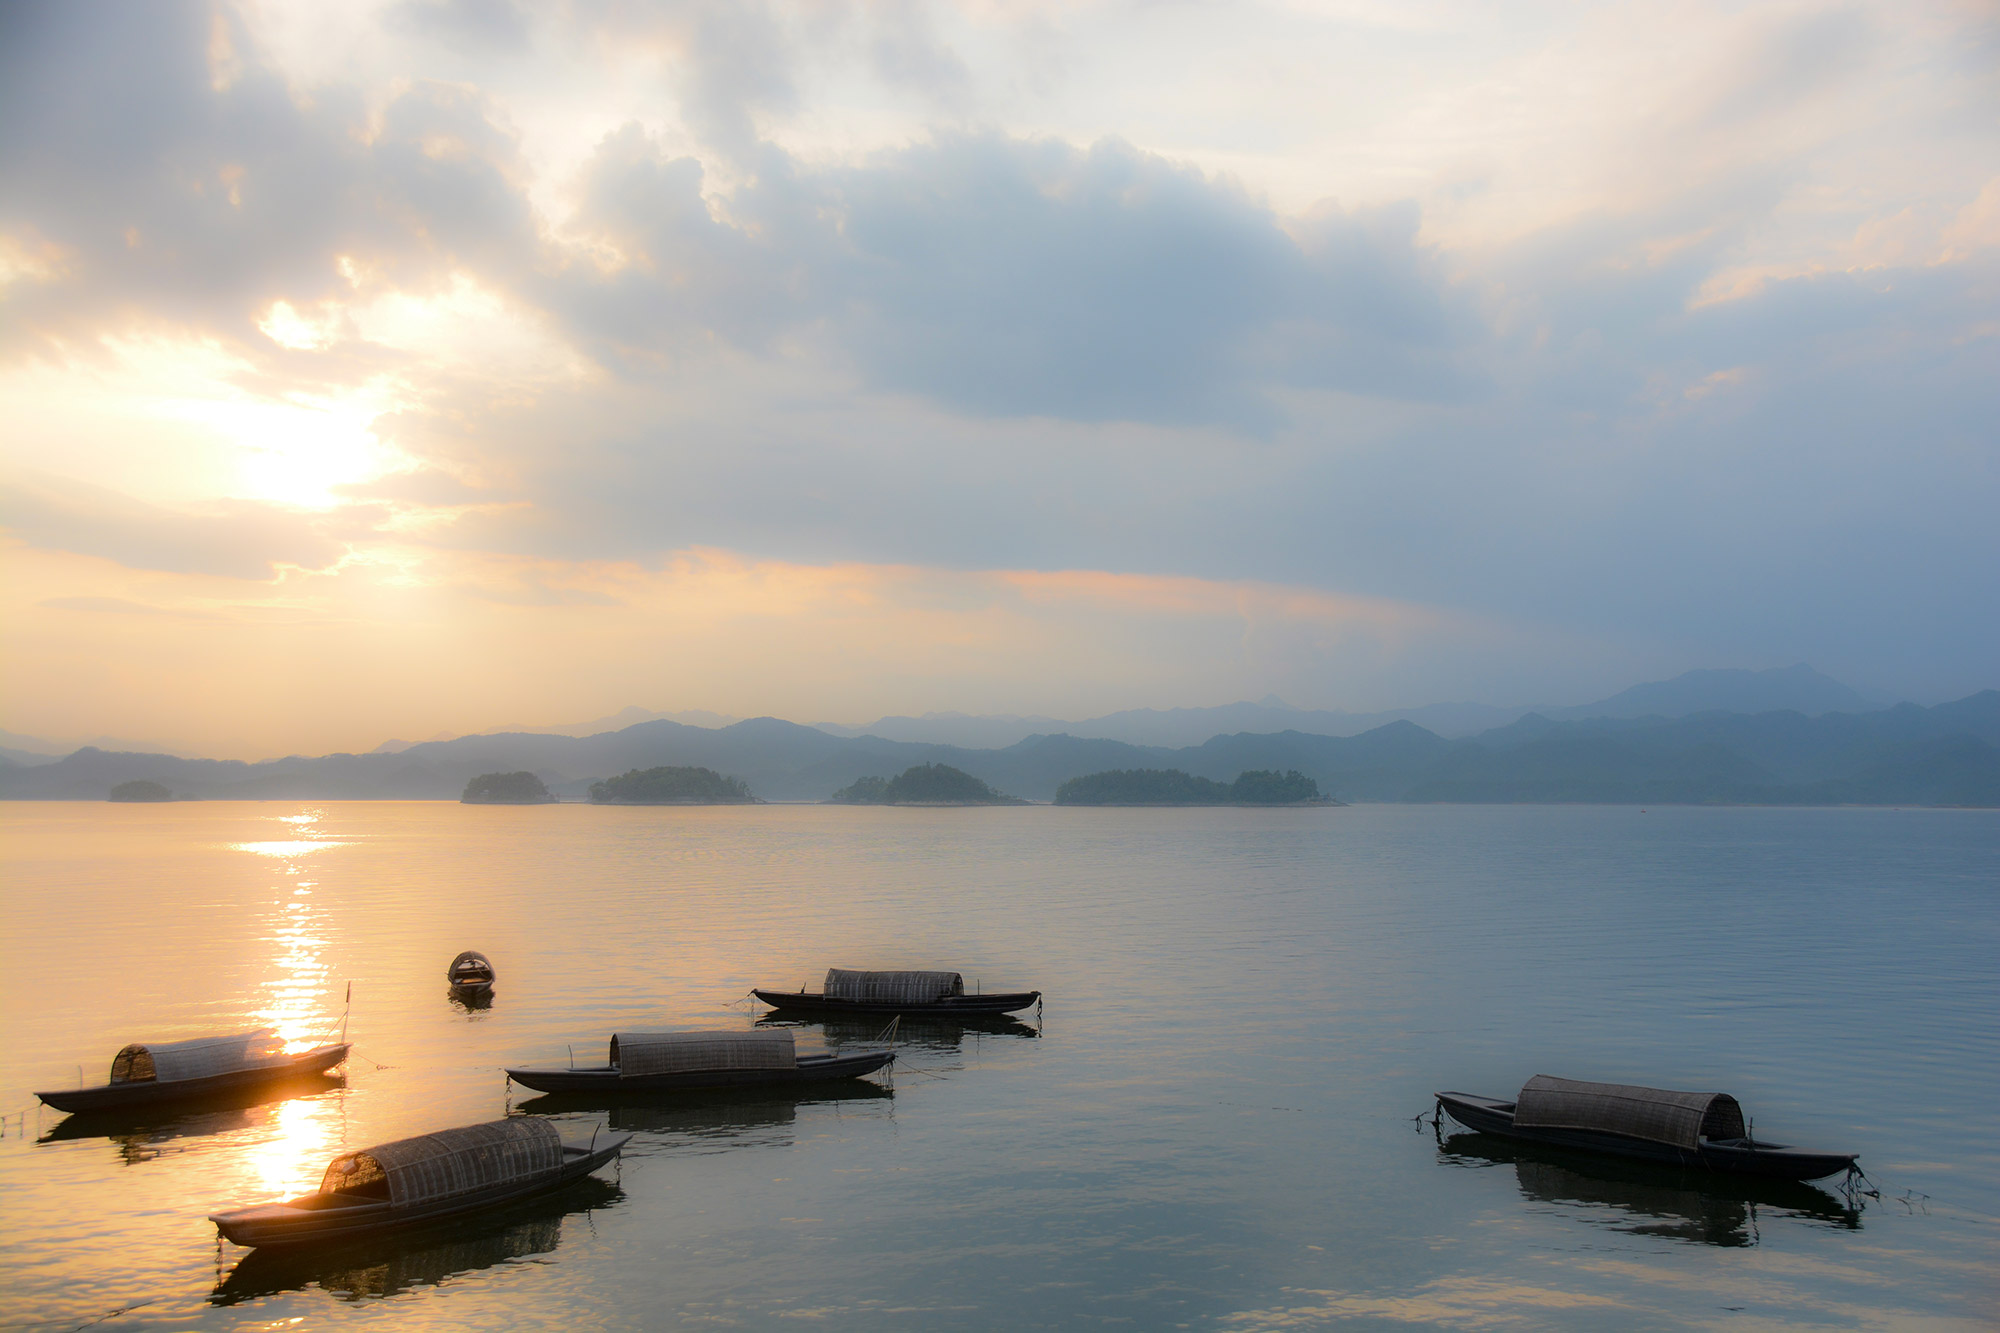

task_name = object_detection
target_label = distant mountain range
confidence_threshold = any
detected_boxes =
[813,665,1898,749]
[3,688,1993,807]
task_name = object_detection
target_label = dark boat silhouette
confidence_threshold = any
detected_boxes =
[447,951,495,997]
[506,1029,892,1094]
[213,1175,621,1303]
[1435,1075,1858,1181]
[209,1117,627,1249]
[754,968,1039,1017]
[36,1029,349,1115]
[39,1070,345,1149]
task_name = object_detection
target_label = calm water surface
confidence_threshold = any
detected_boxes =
[1,803,1994,1330]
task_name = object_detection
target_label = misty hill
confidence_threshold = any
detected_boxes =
[1543,665,1892,722]
[0,693,1993,806]
[588,766,758,804]
[828,763,1022,805]
[461,771,555,804]
[1055,768,1331,805]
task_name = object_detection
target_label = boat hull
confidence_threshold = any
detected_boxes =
[752,988,1039,1017]
[210,1138,628,1249]
[505,1049,894,1094]
[37,1044,350,1115]
[1435,1092,1857,1181]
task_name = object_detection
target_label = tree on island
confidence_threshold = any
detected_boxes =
[828,763,1023,804]
[462,771,556,804]
[108,779,173,802]
[1054,768,1332,805]
[589,766,759,804]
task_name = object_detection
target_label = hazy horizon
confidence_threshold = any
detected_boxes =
[4,1,1995,759]
[6,662,1977,765]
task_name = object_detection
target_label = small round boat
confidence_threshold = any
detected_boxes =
[446,951,495,995]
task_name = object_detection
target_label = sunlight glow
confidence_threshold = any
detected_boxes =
[244,1091,342,1201]
[161,388,401,510]
[257,299,339,350]
[233,840,347,858]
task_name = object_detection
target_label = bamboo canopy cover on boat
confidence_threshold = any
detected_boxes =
[111,1029,290,1084]
[321,1118,564,1208]
[823,969,964,1005]
[610,1030,796,1077]
[1513,1075,1747,1150]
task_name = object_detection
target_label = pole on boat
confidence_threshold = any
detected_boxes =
[340,981,352,1046]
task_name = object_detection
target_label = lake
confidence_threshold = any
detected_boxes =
[1,802,1995,1330]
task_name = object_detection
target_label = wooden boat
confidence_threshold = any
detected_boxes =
[214,1175,622,1304]
[1434,1075,1858,1181]
[36,1030,350,1115]
[209,1117,628,1249]
[505,1029,894,1094]
[40,1071,345,1144]
[446,951,495,994]
[754,968,1040,1017]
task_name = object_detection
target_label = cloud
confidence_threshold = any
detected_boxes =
[387,0,533,52]
[1,0,1996,730]
[0,0,538,357]
[0,472,358,578]
[555,128,1471,426]
[38,595,227,620]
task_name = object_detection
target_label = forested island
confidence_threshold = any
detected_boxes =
[829,763,1025,805]
[589,765,760,804]
[108,779,174,802]
[1055,768,1334,806]
[461,771,556,804]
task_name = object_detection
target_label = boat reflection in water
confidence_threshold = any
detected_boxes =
[212,1176,622,1305]
[38,1072,346,1162]
[754,1011,1040,1054]
[1438,1132,1860,1247]
[448,986,495,1014]
[516,1081,893,1152]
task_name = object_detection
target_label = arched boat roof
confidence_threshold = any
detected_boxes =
[111,1029,287,1084]
[449,951,492,969]
[823,969,963,1004]
[1515,1075,1746,1150]
[609,1030,795,1076]
[322,1117,562,1207]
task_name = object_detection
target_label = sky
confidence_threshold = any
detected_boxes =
[1,0,1995,759]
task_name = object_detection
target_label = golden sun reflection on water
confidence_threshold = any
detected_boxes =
[241,1088,344,1202]
[232,840,347,858]
[243,814,339,1052]
[228,812,350,1199]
